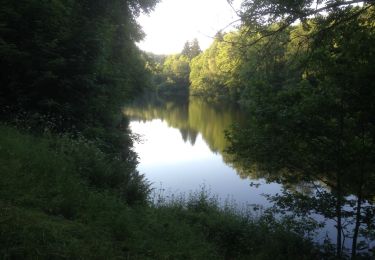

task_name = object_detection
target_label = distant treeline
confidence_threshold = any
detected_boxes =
[148,6,375,105]
[145,39,201,96]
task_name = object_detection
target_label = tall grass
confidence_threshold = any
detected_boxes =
[0,125,323,259]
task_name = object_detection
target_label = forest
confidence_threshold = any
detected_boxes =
[1,0,375,259]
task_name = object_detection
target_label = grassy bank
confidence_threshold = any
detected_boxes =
[0,125,322,259]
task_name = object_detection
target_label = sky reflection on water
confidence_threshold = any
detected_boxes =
[130,118,280,207]
[126,97,375,249]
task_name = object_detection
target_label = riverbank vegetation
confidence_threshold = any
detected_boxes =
[1,124,323,259]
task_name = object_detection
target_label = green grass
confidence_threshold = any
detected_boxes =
[0,125,323,259]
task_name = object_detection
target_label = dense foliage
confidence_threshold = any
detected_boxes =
[146,39,201,96]
[0,0,158,205]
[0,0,156,134]
[190,32,244,100]
[222,5,375,258]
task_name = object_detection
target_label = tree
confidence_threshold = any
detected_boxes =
[0,0,159,133]
[190,38,202,58]
[181,41,191,57]
[181,39,202,59]
[227,6,375,258]
[230,0,375,45]
[189,35,229,99]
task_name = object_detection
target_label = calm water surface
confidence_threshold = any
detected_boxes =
[125,96,374,250]
[125,97,281,207]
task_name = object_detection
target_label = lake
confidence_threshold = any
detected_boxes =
[125,96,281,208]
[124,95,366,248]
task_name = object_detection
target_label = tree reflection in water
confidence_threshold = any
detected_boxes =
[124,95,375,257]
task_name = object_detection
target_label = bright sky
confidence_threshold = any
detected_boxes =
[137,0,241,55]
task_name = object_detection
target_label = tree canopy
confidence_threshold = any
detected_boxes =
[223,5,375,258]
[230,0,375,45]
[0,0,159,133]
[181,38,202,59]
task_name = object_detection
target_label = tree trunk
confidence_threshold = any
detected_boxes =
[352,117,366,259]
[336,174,343,258]
[351,191,362,259]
